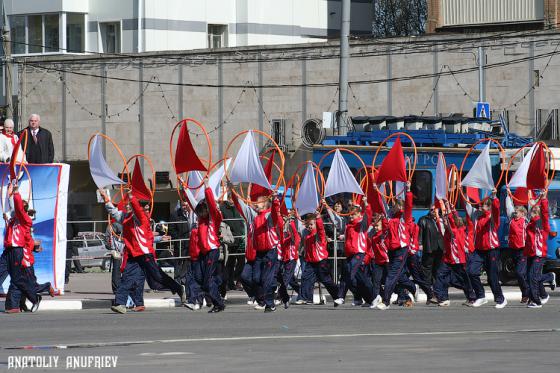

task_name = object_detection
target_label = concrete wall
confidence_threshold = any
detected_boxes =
[18,32,559,210]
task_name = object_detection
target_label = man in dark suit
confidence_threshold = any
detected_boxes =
[19,114,54,164]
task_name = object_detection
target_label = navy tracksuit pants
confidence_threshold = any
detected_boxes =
[186,259,203,304]
[5,247,38,309]
[255,249,277,308]
[0,249,8,292]
[277,259,298,304]
[382,247,408,306]
[397,254,434,301]
[510,249,529,299]
[527,256,553,305]
[200,250,224,308]
[300,260,339,301]
[370,263,387,300]
[115,256,145,306]
[240,259,260,300]
[337,254,363,301]
[433,262,474,302]
[9,266,52,309]
[467,249,504,303]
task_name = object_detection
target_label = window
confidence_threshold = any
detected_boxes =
[411,170,433,208]
[67,13,85,53]
[207,24,228,49]
[100,22,121,53]
[27,15,42,53]
[271,119,285,147]
[44,14,59,52]
[9,16,26,54]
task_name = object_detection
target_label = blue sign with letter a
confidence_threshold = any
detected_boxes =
[476,102,490,119]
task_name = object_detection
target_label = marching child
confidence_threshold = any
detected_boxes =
[277,209,300,308]
[508,205,530,303]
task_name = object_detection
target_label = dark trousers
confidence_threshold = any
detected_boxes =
[399,254,434,300]
[434,262,474,302]
[338,253,366,301]
[240,260,259,299]
[140,254,182,294]
[527,256,548,305]
[5,248,38,309]
[371,262,387,300]
[10,267,52,309]
[421,250,443,285]
[186,259,203,304]
[256,250,278,308]
[467,249,504,303]
[200,250,224,308]
[0,250,8,292]
[396,269,417,302]
[278,260,298,304]
[382,247,408,305]
[111,257,122,294]
[300,260,339,301]
[510,249,529,299]
[115,257,145,306]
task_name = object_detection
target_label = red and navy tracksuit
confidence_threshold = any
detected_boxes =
[398,222,435,302]
[300,217,339,302]
[434,211,474,302]
[524,198,554,305]
[277,219,300,304]
[467,198,504,303]
[368,226,388,301]
[234,194,282,309]
[381,192,413,306]
[338,205,374,304]
[4,192,41,310]
[107,195,182,307]
[186,224,204,305]
[508,215,529,299]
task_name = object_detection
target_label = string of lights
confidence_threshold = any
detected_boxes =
[348,84,367,116]
[445,64,477,102]
[420,65,445,116]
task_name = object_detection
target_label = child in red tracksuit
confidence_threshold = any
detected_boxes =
[277,211,301,308]
[508,205,529,302]
[524,196,555,307]
[300,212,342,306]
[433,204,474,306]
[233,192,282,312]
[368,214,389,308]
[467,191,506,308]
[377,182,413,310]
[337,199,374,306]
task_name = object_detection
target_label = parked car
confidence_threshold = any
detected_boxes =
[73,232,111,271]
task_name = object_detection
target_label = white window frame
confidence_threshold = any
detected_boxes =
[11,13,63,56]
[98,20,123,54]
[207,24,228,49]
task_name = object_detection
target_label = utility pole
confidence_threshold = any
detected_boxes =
[2,4,13,119]
[478,46,485,102]
[337,0,350,135]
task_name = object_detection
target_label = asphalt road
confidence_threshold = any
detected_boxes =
[1,299,559,373]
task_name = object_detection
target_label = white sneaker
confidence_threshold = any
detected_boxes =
[376,302,389,310]
[550,272,556,291]
[193,304,200,310]
[438,300,450,307]
[527,302,542,309]
[202,298,208,307]
[408,292,415,303]
[334,298,345,306]
[370,295,382,309]
[184,303,197,310]
[294,299,307,305]
[472,298,488,308]
[254,304,266,310]
[274,299,282,306]
[495,299,507,309]
[540,295,550,305]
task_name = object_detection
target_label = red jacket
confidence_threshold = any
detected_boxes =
[508,216,527,250]
[344,205,372,257]
[385,192,413,250]
[194,188,222,256]
[440,212,467,264]
[121,195,155,258]
[473,198,500,251]
[465,212,475,254]
[4,192,33,267]
[524,198,549,258]
[303,217,329,263]
[282,220,300,262]
[370,228,389,265]
[408,222,420,255]
[189,226,200,261]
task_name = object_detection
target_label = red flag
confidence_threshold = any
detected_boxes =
[174,123,207,174]
[131,159,152,201]
[9,131,26,181]
[375,137,407,184]
[512,187,529,205]
[527,143,547,190]
[466,187,480,204]
[250,150,275,201]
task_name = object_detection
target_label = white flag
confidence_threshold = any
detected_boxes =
[324,149,363,198]
[229,131,271,189]
[461,142,494,191]
[88,135,125,189]
[295,162,319,216]
[209,158,231,200]
[435,152,447,200]
[187,171,204,205]
[509,144,537,189]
